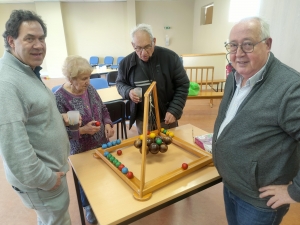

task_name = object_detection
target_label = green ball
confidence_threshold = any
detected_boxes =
[116,162,121,167]
[113,159,118,165]
[156,138,162,145]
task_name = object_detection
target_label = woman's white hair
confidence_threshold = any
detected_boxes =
[62,55,93,80]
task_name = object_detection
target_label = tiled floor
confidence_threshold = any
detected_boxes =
[0,81,299,224]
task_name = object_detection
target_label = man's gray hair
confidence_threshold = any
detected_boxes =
[239,17,270,40]
[131,23,154,42]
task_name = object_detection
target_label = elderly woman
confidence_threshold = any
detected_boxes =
[54,55,114,224]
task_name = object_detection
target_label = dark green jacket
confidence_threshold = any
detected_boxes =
[213,52,300,208]
[116,46,189,129]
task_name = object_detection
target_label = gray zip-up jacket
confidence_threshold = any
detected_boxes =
[213,52,300,208]
[0,51,70,192]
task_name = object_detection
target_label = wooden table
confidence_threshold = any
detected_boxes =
[96,86,122,103]
[91,68,114,78]
[69,124,221,225]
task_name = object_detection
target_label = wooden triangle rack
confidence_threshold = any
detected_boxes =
[94,82,212,200]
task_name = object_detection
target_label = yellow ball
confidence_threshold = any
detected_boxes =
[168,132,174,137]
[161,128,165,132]
[149,132,156,139]
[166,131,170,135]
[139,135,143,140]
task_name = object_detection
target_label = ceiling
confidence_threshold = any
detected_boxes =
[0,0,186,3]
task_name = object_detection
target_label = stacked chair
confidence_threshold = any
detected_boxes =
[98,56,114,68]
[110,56,124,70]
[89,56,99,67]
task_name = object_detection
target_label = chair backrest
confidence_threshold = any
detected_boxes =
[116,56,124,65]
[105,100,125,124]
[184,66,215,92]
[103,56,114,66]
[51,85,62,93]
[89,56,99,66]
[125,100,130,120]
[105,100,127,139]
[106,71,118,86]
[89,78,109,89]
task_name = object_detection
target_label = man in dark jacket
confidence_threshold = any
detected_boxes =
[213,17,300,225]
[116,23,189,134]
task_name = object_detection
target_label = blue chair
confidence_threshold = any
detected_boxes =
[110,56,124,70]
[98,56,114,68]
[51,85,62,93]
[90,78,109,89]
[89,56,99,67]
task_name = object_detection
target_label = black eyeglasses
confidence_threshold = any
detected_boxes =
[224,38,267,53]
[134,44,152,53]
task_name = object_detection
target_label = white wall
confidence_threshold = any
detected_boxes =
[0,4,35,56]
[61,2,129,63]
[136,1,194,54]
[259,0,300,72]
[36,2,68,78]
[0,0,299,78]
[192,0,233,54]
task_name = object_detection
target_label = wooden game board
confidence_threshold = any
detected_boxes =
[94,82,212,200]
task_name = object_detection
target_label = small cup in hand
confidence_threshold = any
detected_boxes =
[67,111,80,130]
[134,87,142,102]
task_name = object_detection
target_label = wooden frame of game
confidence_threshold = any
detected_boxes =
[94,82,212,201]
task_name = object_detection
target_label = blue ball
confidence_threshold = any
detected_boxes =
[112,140,117,146]
[102,144,107,149]
[121,167,128,174]
[116,139,121,144]
[104,151,109,157]
[107,142,112,147]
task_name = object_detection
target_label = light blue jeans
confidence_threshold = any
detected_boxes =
[223,186,289,225]
[14,176,71,225]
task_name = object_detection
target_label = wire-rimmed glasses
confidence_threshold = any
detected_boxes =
[225,38,267,53]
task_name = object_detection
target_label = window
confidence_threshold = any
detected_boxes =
[201,3,214,25]
[229,0,261,22]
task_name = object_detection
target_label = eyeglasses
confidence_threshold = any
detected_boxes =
[134,44,152,53]
[224,38,267,54]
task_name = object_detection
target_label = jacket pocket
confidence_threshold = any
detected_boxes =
[250,161,258,190]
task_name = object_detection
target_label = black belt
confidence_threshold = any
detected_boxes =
[12,186,23,193]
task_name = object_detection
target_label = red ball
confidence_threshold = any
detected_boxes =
[118,164,125,171]
[182,163,188,170]
[117,150,122,155]
[126,171,134,179]
[95,121,101,126]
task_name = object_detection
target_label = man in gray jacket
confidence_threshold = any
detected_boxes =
[0,10,71,224]
[116,24,189,134]
[213,17,300,225]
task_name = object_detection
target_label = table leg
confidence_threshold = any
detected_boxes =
[72,168,86,225]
